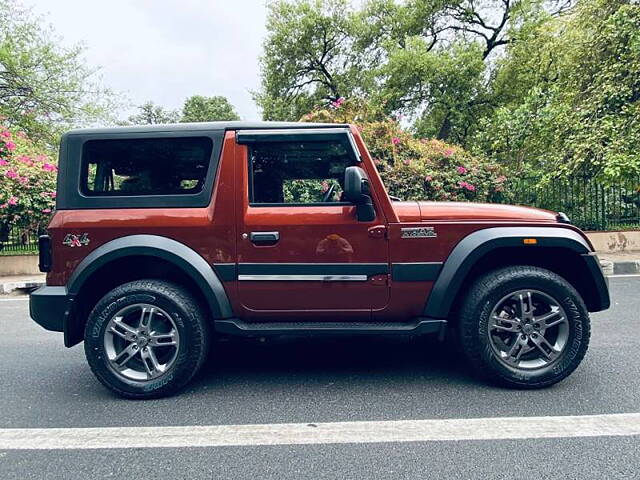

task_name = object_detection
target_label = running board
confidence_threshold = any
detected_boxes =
[214,318,447,337]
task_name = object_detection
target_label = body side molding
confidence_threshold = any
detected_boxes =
[424,226,595,319]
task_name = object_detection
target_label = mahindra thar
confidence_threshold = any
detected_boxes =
[30,122,610,398]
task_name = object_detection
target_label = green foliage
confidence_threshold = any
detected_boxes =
[255,0,367,121]
[302,98,509,202]
[0,123,56,239]
[127,96,241,125]
[126,101,180,125]
[0,0,116,145]
[182,95,240,122]
[474,0,640,182]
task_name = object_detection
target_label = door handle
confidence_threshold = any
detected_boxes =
[249,231,280,246]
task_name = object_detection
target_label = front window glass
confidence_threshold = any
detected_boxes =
[248,140,356,204]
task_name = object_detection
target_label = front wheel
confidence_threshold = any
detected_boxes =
[84,280,210,399]
[458,266,590,388]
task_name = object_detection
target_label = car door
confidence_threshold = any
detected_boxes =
[234,128,390,321]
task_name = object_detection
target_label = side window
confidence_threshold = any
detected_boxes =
[81,137,213,196]
[248,140,356,205]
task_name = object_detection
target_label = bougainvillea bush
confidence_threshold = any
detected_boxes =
[302,98,509,203]
[0,122,57,242]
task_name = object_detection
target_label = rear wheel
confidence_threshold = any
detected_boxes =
[84,280,209,399]
[458,266,590,388]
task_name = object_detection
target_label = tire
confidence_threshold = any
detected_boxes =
[458,266,590,389]
[84,280,210,399]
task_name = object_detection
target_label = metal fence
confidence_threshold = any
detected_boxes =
[0,226,41,255]
[506,175,640,231]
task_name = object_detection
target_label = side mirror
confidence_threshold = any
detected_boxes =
[344,166,375,222]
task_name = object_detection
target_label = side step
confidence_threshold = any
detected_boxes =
[214,318,446,337]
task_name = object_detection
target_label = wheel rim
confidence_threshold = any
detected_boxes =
[488,289,570,370]
[103,303,180,382]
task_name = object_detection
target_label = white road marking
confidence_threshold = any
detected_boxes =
[607,274,640,278]
[1,413,639,450]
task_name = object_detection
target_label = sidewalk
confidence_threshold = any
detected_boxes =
[0,274,46,295]
[1,251,638,295]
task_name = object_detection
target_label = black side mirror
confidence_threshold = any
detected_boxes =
[344,166,375,222]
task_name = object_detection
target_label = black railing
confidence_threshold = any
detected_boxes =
[505,175,640,231]
[0,225,41,255]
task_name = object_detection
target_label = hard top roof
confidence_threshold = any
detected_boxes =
[65,121,350,136]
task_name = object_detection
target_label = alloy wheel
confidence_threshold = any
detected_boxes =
[488,289,570,370]
[103,303,180,382]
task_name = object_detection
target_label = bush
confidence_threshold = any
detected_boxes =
[302,98,508,202]
[0,123,56,241]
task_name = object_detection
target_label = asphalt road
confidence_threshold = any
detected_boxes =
[1,276,639,479]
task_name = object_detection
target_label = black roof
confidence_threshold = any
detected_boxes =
[66,121,350,136]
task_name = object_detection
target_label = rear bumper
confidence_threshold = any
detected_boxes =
[582,253,610,312]
[29,286,70,332]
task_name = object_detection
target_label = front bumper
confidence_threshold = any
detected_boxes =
[29,286,70,332]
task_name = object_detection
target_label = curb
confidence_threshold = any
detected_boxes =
[600,260,640,276]
[0,280,44,295]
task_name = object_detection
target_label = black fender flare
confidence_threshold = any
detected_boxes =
[67,234,233,319]
[423,226,596,319]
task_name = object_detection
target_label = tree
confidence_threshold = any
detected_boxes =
[181,95,240,122]
[0,0,115,145]
[127,101,179,125]
[255,0,367,121]
[257,0,572,144]
[474,0,640,181]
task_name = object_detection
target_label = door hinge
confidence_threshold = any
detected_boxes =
[368,225,387,239]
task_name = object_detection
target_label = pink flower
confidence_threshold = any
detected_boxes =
[5,141,16,151]
[425,175,433,182]
[19,176,28,184]
[49,191,57,198]
[35,155,47,162]
[0,159,8,166]
[8,196,18,206]
[321,180,329,193]
[444,148,454,157]
[42,163,57,172]
[456,166,467,174]
[41,208,52,214]
[391,137,401,145]
[458,181,476,192]
[0,203,7,209]
[5,169,18,179]
[402,159,411,165]
[1,130,10,138]
[331,97,345,108]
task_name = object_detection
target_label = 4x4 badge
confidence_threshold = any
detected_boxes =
[401,227,437,239]
[63,233,90,247]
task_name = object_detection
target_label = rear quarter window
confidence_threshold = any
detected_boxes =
[81,137,213,196]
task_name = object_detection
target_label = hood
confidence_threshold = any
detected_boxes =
[415,201,558,222]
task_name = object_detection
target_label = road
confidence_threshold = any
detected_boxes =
[0,276,639,479]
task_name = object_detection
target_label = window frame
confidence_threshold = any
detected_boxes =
[240,129,360,208]
[56,129,224,210]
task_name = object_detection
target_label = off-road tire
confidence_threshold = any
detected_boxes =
[458,266,590,388]
[84,280,210,399]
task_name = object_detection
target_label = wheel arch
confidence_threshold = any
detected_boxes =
[65,235,233,347]
[424,226,609,319]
